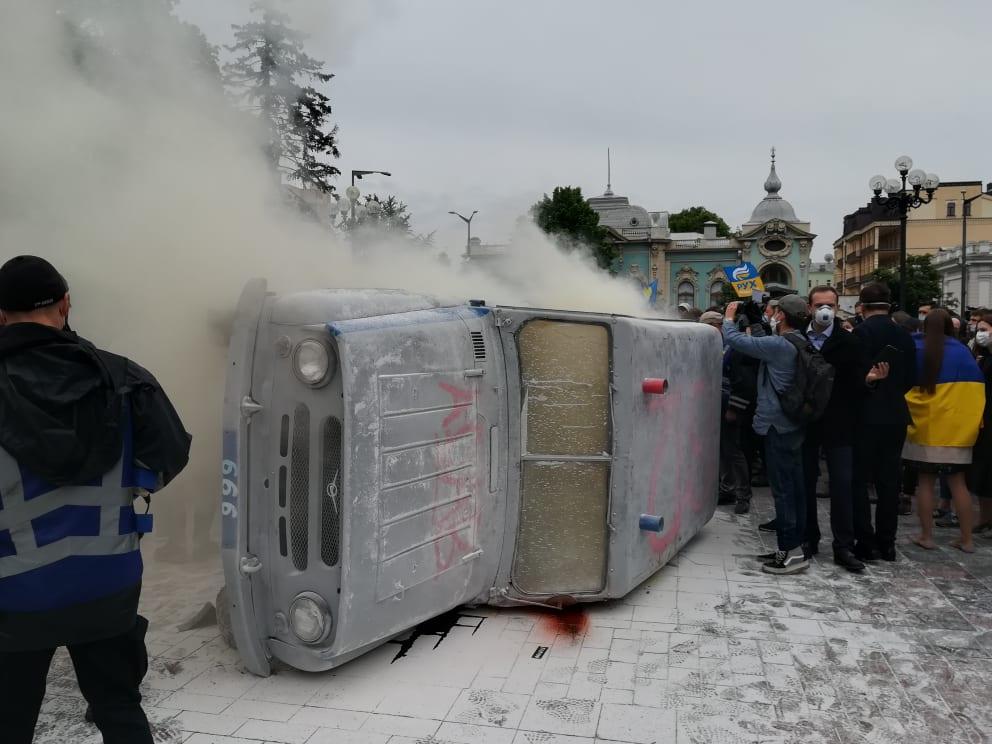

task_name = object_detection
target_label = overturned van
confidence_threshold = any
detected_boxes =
[220,279,721,676]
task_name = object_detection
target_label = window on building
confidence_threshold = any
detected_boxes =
[710,281,725,305]
[677,281,694,307]
[965,201,972,217]
[947,202,956,218]
[760,264,790,287]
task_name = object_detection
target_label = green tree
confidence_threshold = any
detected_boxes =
[225,2,340,192]
[343,194,435,247]
[668,206,732,237]
[57,0,222,93]
[532,186,619,270]
[871,255,941,314]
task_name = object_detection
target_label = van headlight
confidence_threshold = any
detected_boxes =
[293,339,335,387]
[289,592,332,644]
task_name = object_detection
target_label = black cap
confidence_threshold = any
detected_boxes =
[0,256,69,312]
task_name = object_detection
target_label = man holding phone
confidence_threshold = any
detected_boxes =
[851,282,918,561]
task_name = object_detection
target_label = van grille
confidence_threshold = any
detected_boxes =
[320,416,342,567]
[470,331,486,360]
[290,404,310,571]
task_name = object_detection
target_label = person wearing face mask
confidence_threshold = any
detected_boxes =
[917,304,932,323]
[724,295,812,575]
[801,286,887,572]
[850,283,918,561]
[966,312,992,536]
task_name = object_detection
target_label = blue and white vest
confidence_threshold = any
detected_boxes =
[0,412,157,615]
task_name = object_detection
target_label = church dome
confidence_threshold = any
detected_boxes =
[747,151,799,224]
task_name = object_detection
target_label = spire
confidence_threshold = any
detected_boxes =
[764,146,782,195]
[604,147,613,196]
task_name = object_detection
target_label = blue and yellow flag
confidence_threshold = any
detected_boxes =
[642,279,658,306]
[906,337,985,449]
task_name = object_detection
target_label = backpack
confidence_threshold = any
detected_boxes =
[769,333,835,424]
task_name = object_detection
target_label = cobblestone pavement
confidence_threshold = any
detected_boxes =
[34,492,992,744]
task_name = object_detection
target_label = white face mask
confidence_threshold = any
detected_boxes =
[976,330,992,348]
[918,314,927,322]
[814,305,835,327]
[769,316,780,333]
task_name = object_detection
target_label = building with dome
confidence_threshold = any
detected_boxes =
[587,149,814,308]
[736,149,815,294]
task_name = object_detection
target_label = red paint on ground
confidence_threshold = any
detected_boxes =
[539,607,590,640]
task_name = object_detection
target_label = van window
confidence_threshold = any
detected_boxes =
[513,320,610,594]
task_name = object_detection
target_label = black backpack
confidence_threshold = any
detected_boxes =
[770,333,835,424]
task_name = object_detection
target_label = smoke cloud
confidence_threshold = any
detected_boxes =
[0,2,653,560]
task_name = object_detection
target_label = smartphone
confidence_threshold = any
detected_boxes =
[874,344,900,367]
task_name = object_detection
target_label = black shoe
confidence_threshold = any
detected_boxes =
[878,545,897,562]
[898,496,912,516]
[734,499,750,515]
[834,549,865,573]
[853,544,880,562]
[84,706,94,723]
[751,475,768,488]
[816,491,830,500]
[758,519,777,532]
[762,550,810,575]
[757,551,778,561]
[718,491,736,505]
[935,513,960,528]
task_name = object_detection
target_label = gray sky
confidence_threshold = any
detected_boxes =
[177,0,992,259]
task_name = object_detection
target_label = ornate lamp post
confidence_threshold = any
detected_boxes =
[328,171,390,228]
[868,156,939,310]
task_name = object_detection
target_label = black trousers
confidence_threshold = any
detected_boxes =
[0,616,153,744]
[853,423,906,551]
[719,416,751,502]
[803,429,856,552]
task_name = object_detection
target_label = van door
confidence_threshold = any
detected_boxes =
[494,310,613,599]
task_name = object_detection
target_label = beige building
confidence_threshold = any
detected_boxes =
[833,181,992,295]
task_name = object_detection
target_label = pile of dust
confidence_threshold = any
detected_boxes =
[0,2,654,560]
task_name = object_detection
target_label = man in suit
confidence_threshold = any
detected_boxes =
[851,282,917,561]
[802,286,871,572]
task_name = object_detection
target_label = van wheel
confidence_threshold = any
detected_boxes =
[216,587,237,650]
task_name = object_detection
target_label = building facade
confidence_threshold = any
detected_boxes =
[933,241,992,311]
[806,256,835,292]
[833,181,992,296]
[588,151,814,308]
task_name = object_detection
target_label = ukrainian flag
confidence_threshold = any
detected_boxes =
[905,337,985,458]
[642,279,658,307]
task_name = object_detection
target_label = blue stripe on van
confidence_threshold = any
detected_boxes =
[0,552,142,613]
[32,505,102,547]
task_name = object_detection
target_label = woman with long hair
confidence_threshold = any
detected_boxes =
[904,309,985,552]
[967,311,992,534]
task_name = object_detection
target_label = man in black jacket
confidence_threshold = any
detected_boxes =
[702,310,758,514]
[802,286,870,572]
[852,282,917,561]
[0,256,191,744]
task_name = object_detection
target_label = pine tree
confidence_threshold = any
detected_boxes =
[225,2,340,192]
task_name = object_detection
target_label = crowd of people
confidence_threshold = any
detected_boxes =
[698,282,992,575]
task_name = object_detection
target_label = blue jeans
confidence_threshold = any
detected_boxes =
[765,426,807,552]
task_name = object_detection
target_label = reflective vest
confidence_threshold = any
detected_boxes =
[0,409,156,614]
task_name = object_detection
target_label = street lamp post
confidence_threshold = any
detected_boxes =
[868,156,940,311]
[959,183,992,318]
[449,210,478,258]
[328,170,391,227]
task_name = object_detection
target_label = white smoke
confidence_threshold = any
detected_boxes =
[0,2,653,559]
